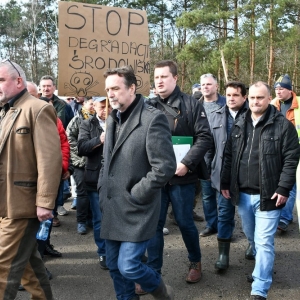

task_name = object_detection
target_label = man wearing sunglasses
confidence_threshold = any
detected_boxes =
[0,59,61,299]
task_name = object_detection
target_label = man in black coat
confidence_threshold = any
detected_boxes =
[145,60,213,285]
[99,66,177,299]
[221,82,300,300]
[78,97,110,269]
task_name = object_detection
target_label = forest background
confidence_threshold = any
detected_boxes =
[1,0,300,95]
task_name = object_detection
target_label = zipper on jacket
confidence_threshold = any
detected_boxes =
[247,127,256,188]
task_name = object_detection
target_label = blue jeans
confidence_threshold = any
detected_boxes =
[106,239,160,300]
[147,183,201,273]
[238,192,281,298]
[87,191,105,256]
[63,179,70,197]
[280,183,296,225]
[200,179,218,231]
[54,180,64,217]
[217,193,235,239]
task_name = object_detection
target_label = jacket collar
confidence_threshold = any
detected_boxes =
[215,100,248,117]
[158,85,181,110]
[107,95,144,156]
[6,88,27,109]
[242,104,278,127]
[111,94,141,125]
[273,91,299,110]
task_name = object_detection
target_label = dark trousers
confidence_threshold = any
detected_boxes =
[73,166,90,224]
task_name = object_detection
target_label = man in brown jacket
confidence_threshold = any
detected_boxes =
[0,60,61,299]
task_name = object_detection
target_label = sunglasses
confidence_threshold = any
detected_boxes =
[66,98,74,100]
[1,59,21,77]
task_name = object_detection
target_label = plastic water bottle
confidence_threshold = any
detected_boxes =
[36,219,51,241]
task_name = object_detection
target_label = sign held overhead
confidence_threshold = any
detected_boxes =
[58,1,150,97]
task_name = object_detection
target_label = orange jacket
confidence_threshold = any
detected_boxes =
[272,91,299,127]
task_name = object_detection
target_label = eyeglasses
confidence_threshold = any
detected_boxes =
[1,59,21,77]
[66,98,74,101]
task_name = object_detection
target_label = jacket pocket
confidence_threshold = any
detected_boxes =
[231,133,241,152]
[14,181,37,187]
[262,136,279,154]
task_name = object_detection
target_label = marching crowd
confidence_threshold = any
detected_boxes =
[0,59,299,300]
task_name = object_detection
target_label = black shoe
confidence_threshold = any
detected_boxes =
[277,221,288,232]
[46,268,53,280]
[245,243,255,260]
[200,227,217,237]
[18,284,25,291]
[247,274,254,283]
[44,244,62,257]
[251,295,266,300]
[99,256,109,270]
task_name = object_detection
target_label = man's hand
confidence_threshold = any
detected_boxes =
[175,163,188,176]
[37,207,53,222]
[100,132,105,144]
[62,170,70,180]
[221,189,231,199]
[271,193,288,207]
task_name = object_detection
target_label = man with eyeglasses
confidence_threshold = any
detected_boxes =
[144,60,212,285]
[199,73,226,237]
[0,60,61,299]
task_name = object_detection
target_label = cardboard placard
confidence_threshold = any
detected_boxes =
[58,1,150,97]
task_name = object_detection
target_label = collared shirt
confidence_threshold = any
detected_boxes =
[0,88,27,121]
[228,108,238,120]
[251,115,262,127]
[96,114,106,129]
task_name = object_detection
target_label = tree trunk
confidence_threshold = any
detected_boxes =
[234,0,239,78]
[268,2,275,86]
[250,6,255,84]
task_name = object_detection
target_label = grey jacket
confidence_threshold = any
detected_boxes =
[210,103,248,192]
[66,109,93,168]
[99,96,176,242]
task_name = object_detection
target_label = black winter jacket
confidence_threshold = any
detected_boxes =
[77,115,104,191]
[147,86,213,185]
[220,105,300,211]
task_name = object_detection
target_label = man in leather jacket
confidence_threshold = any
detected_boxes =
[145,60,213,284]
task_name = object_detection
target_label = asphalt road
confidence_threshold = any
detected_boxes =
[16,198,300,300]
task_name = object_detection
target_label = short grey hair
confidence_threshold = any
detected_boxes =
[0,60,27,87]
[200,73,218,84]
